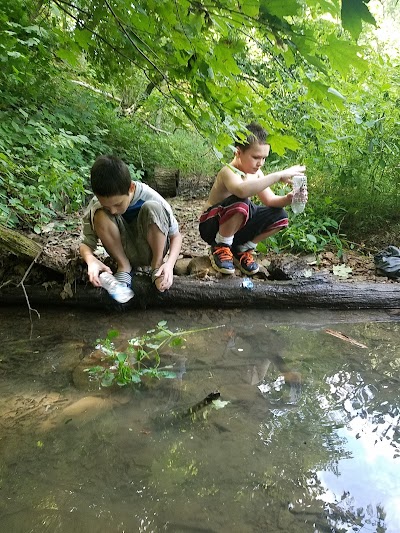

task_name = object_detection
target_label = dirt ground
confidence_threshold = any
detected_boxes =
[168,195,392,283]
[0,185,396,288]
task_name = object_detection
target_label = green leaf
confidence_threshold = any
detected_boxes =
[212,399,230,410]
[157,370,177,379]
[55,48,79,68]
[74,28,93,50]
[169,337,184,347]
[327,87,345,101]
[260,0,300,17]
[320,35,368,76]
[268,134,300,156]
[107,329,119,340]
[86,365,104,374]
[241,0,260,17]
[153,330,170,340]
[117,353,127,363]
[101,370,115,387]
[341,0,376,41]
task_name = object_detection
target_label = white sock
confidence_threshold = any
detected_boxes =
[236,241,257,253]
[215,232,234,247]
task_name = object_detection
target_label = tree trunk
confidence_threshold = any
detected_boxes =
[1,276,399,310]
[152,166,180,197]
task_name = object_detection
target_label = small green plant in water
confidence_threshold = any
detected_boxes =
[86,321,223,387]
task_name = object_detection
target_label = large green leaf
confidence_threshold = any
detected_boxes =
[320,35,368,77]
[268,134,300,156]
[260,0,300,17]
[341,0,376,41]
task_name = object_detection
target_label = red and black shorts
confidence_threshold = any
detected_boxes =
[199,195,288,247]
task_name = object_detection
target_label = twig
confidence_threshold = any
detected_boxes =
[18,250,42,336]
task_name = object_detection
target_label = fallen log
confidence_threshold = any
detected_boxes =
[0,224,42,259]
[0,224,71,274]
[0,276,399,310]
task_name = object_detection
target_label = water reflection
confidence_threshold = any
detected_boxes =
[317,368,400,533]
[0,308,399,532]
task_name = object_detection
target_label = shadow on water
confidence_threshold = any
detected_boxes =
[0,307,400,532]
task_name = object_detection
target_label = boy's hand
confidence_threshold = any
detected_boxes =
[153,263,174,292]
[87,257,112,287]
[279,165,306,184]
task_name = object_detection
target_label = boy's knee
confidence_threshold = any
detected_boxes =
[93,208,116,231]
[138,201,170,234]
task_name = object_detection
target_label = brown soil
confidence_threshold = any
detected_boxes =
[0,190,396,288]
[168,195,392,284]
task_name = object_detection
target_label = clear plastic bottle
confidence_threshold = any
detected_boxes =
[241,277,254,290]
[291,175,308,214]
[99,272,134,303]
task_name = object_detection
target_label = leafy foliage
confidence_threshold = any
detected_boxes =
[49,0,377,149]
[258,205,348,257]
[86,321,223,388]
[1,0,399,254]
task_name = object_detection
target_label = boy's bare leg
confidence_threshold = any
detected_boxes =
[147,223,169,292]
[233,227,285,276]
[93,210,132,273]
[147,223,166,270]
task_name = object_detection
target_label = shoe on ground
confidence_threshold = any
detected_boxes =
[209,244,235,275]
[233,250,259,275]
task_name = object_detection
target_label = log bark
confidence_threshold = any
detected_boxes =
[152,166,180,197]
[0,225,70,274]
[0,224,42,259]
[1,276,399,310]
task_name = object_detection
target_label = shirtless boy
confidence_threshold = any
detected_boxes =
[199,122,306,275]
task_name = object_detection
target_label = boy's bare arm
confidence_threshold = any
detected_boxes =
[79,243,112,286]
[165,231,182,268]
[221,164,305,198]
[258,187,293,208]
[155,231,182,291]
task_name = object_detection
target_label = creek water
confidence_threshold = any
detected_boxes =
[0,306,399,533]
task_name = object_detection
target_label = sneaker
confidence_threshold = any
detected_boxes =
[233,250,259,275]
[99,272,134,303]
[209,244,235,274]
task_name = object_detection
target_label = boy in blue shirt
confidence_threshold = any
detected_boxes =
[79,155,182,292]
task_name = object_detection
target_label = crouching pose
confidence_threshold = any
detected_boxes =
[79,155,182,292]
[199,122,306,275]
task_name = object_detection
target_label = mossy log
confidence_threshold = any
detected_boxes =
[1,276,399,310]
[0,224,42,259]
[0,225,73,274]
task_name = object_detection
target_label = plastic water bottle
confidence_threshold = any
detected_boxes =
[99,272,134,303]
[291,175,307,214]
[241,277,254,290]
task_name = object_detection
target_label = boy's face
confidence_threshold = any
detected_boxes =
[236,142,270,174]
[97,182,134,215]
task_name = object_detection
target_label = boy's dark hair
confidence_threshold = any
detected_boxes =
[235,122,268,151]
[90,155,132,197]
